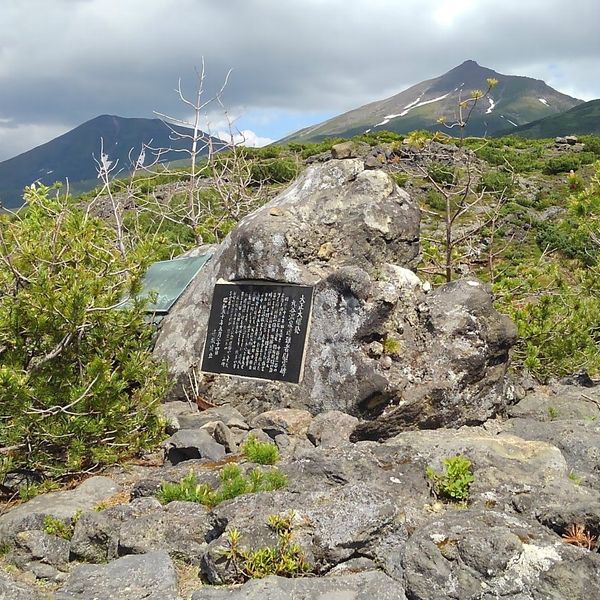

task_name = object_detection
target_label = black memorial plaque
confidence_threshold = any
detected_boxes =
[201,282,313,383]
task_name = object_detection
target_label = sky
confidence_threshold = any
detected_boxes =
[1,0,599,161]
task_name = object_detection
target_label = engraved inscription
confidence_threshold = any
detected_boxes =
[201,282,313,383]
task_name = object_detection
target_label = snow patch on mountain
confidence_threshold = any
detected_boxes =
[538,98,549,106]
[500,115,518,127]
[403,96,422,110]
[398,93,451,117]
[486,97,496,114]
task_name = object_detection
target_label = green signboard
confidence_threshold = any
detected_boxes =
[139,254,212,314]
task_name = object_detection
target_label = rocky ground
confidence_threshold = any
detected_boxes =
[1,379,599,599]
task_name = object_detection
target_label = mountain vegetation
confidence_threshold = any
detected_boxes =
[1,119,600,597]
[281,60,582,142]
[0,115,222,209]
[504,99,600,138]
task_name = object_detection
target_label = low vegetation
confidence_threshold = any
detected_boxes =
[241,435,280,465]
[220,512,310,581]
[426,455,475,502]
[156,465,288,508]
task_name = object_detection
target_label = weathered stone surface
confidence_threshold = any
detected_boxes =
[330,141,369,159]
[352,278,517,439]
[71,498,221,566]
[307,410,359,448]
[191,571,407,599]
[154,160,514,436]
[507,383,600,421]
[55,551,179,600]
[13,530,70,570]
[178,405,249,431]
[0,568,43,600]
[200,421,237,452]
[163,429,226,465]
[201,484,403,584]
[402,509,600,600]
[0,477,120,543]
[250,409,313,437]
[499,417,600,491]
[159,400,199,434]
[118,501,221,564]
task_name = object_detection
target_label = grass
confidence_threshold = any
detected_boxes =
[156,465,288,508]
[219,512,310,582]
[241,435,280,465]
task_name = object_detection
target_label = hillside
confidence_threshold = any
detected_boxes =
[504,99,600,138]
[1,131,600,598]
[281,60,582,142]
[0,115,220,209]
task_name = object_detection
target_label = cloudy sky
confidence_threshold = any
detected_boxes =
[1,0,599,160]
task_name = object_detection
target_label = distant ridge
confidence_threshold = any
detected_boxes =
[281,60,582,143]
[0,115,220,209]
[500,99,600,138]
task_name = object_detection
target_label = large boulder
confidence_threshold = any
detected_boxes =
[154,159,515,437]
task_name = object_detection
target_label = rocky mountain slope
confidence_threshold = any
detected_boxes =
[1,153,599,599]
[281,60,582,142]
[0,115,220,209]
[505,99,600,138]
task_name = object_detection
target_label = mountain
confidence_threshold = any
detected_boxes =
[501,99,600,138]
[0,115,219,209]
[281,60,582,143]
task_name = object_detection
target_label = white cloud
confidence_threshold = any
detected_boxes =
[216,129,275,148]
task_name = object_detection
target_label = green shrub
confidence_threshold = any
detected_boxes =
[543,155,581,175]
[390,172,409,187]
[241,435,280,465]
[427,161,456,185]
[0,185,168,482]
[156,465,287,508]
[424,190,446,211]
[43,511,81,540]
[426,455,475,502]
[250,158,300,184]
[220,512,310,581]
[477,171,514,194]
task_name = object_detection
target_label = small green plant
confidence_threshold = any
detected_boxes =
[0,542,12,557]
[220,512,310,581]
[548,406,559,420]
[426,455,475,502]
[390,172,409,187]
[382,336,402,355]
[427,161,456,186]
[43,511,81,541]
[568,470,582,485]
[477,170,514,194]
[241,435,280,465]
[156,465,287,508]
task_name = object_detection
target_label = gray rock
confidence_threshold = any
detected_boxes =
[402,509,600,600]
[250,409,313,438]
[353,278,517,439]
[178,405,249,431]
[201,484,403,584]
[307,411,359,448]
[159,400,199,433]
[0,568,43,599]
[508,384,600,421]
[200,421,238,453]
[0,477,120,544]
[55,551,179,600]
[499,416,600,490]
[154,161,514,436]
[191,571,407,599]
[118,501,221,564]
[13,530,70,570]
[163,429,226,465]
[330,141,369,159]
